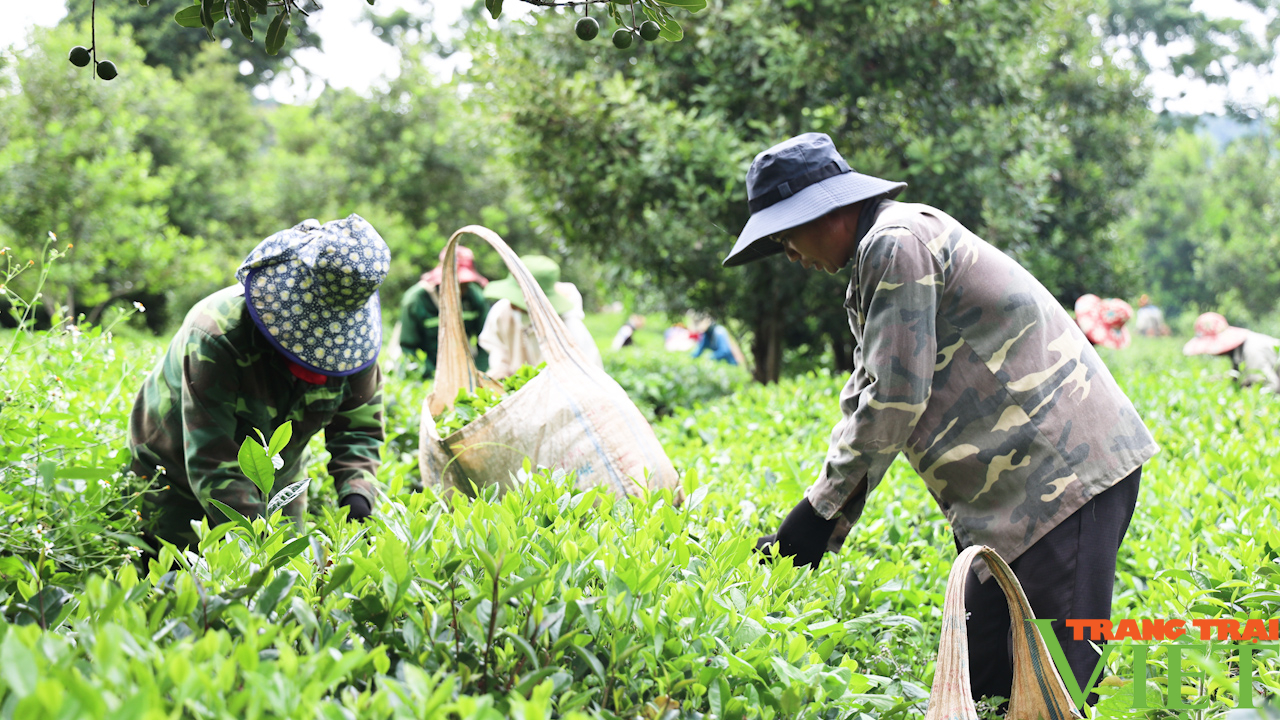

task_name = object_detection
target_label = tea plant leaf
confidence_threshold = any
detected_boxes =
[500,630,540,670]
[253,570,297,617]
[208,499,255,537]
[0,631,37,696]
[569,643,605,683]
[320,563,356,599]
[268,535,312,570]
[267,421,293,458]
[237,436,275,500]
[266,478,309,517]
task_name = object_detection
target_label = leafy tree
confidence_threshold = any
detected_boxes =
[0,23,234,326]
[469,0,1154,381]
[244,42,551,304]
[62,0,321,87]
[1118,129,1219,316]
[1099,0,1280,115]
[1123,127,1280,322]
[1196,133,1280,320]
[60,0,707,80]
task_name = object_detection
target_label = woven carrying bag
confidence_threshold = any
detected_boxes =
[925,545,1083,720]
[418,225,680,499]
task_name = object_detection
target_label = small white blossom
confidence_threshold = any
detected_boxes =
[133,301,146,313]
[156,465,167,476]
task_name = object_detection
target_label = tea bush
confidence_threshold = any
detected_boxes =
[603,349,750,420]
[3,252,1280,718]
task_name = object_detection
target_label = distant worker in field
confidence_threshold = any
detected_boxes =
[1074,294,1133,349]
[610,313,647,350]
[129,215,387,549]
[691,317,744,366]
[725,133,1157,705]
[1183,312,1280,393]
[479,254,603,378]
[398,245,490,377]
[1134,294,1169,337]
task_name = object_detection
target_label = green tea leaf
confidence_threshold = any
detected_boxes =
[208,499,255,536]
[267,421,293,458]
[254,569,298,617]
[238,436,275,500]
[266,478,309,517]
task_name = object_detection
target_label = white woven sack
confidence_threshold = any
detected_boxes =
[418,225,680,500]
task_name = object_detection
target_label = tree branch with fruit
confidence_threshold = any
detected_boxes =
[67,0,707,79]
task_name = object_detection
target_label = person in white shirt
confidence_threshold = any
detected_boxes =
[1184,312,1280,393]
[478,255,603,378]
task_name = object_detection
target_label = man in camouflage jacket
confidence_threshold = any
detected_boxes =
[129,215,388,549]
[725,134,1157,704]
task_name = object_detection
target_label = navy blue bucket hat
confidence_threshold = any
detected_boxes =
[236,214,391,377]
[723,133,906,267]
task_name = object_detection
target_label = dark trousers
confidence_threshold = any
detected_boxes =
[963,466,1142,704]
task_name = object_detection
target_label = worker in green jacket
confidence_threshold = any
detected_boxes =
[128,215,389,549]
[398,245,490,377]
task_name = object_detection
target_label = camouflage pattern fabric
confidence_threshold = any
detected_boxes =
[398,280,490,377]
[811,201,1158,580]
[129,285,384,548]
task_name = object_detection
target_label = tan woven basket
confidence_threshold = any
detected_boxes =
[418,225,680,499]
[924,545,1083,720]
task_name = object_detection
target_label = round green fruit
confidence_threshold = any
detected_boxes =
[68,46,91,67]
[96,60,118,81]
[574,16,599,41]
[612,28,633,49]
[639,20,661,41]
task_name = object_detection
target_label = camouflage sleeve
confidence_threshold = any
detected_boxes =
[182,329,267,521]
[325,364,384,505]
[808,229,942,525]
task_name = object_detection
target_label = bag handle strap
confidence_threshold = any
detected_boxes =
[427,225,591,417]
[924,545,1081,720]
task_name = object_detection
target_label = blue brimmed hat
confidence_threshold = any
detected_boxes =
[236,214,390,377]
[723,133,907,267]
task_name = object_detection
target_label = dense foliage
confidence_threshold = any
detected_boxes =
[4,281,1280,716]
[466,0,1158,380]
[1122,128,1280,323]
[603,349,749,420]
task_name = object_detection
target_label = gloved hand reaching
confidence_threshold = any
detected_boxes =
[756,496,839,569]
[339,493,372,522]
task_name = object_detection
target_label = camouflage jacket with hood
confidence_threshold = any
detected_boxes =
[813,200,1157,578]
[129,285,383,538]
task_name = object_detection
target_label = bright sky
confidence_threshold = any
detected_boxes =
[1,0,1276,114]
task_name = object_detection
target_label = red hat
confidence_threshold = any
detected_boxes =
[422,245,488,288]
[1075,295,1132,349]
[1183,312,1248,356]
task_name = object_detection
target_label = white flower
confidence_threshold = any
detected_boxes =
[127,546,143,557]
[156,465,167,476]
[133,301,146,313]
[97,479,111,490]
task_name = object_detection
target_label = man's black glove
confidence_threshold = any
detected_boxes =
[339,494,372,522]
[756,497,840,569]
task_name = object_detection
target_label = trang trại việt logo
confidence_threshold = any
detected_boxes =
[1031,618,1280,716]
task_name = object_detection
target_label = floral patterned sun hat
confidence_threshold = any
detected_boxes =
[1074,294,1132,349]
[236,215,391,377]
[1183,312,1249,356]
